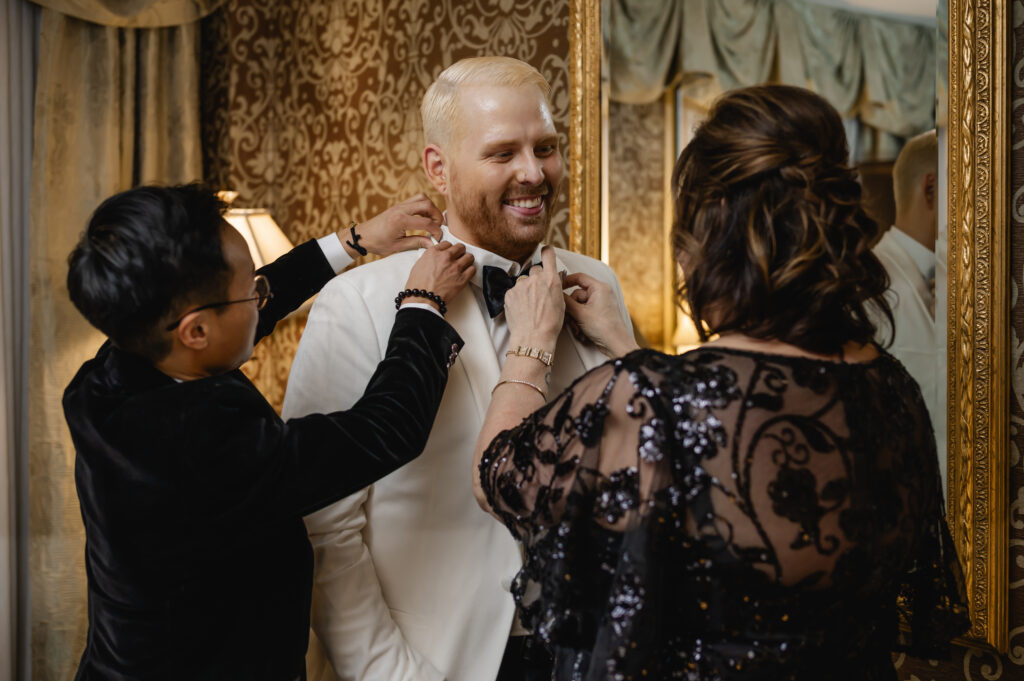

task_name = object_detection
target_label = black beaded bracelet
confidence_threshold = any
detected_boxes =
[395,288,447,316]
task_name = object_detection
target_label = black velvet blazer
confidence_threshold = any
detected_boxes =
[63,240,463,681]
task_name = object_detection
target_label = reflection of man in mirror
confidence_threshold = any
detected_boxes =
[283,57,631,681]
[871,130,939,442]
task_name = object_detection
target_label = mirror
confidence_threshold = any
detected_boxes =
[567,0,1009,653]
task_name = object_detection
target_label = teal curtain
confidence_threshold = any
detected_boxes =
[608,0,936,143]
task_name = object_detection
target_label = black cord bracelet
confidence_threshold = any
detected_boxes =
[395,288,447,316]
[345,221,368,256]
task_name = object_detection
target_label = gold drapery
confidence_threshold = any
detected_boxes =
[31,0,220,26]
[27,1,221,675]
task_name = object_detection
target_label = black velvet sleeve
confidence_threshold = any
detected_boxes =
[191,307,462,520]
[253,239,337,343]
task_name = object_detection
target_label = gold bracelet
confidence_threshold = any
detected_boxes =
[505,345,553,367]
[491,378,547,400]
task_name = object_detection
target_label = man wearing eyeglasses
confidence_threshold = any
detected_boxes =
[61,183,475,681]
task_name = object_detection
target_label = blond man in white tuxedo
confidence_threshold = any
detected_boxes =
[872,130,940,458]
[282,57,631,681]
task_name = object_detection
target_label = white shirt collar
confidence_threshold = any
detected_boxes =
[888,226,935,281]
[439,222,544,290]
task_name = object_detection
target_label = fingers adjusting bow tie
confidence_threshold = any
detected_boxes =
[482,264,533,318]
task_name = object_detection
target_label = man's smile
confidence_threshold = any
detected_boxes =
[502,188,549,216]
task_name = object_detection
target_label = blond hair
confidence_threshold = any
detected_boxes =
[421,57,551,148]
[892,130,938,216]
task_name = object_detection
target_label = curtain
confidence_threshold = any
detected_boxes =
[32,0,221,26]
[608,0,936,143]
[26,0,223,676]
[2,4,41,680]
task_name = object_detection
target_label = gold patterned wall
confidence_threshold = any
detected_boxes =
[607,98,666,348]
[200,0,573,410]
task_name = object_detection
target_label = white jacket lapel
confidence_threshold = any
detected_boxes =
[445,286,501,421]
[549,253,609,392]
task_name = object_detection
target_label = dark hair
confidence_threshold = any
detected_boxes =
[67,184,230,360]
[671,84,893,355]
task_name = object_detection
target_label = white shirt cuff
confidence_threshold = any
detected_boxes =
[400,302,444,319]
[317,233,355,274]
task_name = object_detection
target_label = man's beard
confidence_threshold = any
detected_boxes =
[448,176,553,262]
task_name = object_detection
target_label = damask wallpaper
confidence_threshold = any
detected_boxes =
[893,1,1024,678]
[200,0,572,410]
[607,98,666,349]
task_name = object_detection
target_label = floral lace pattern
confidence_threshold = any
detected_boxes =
[479,347,968,681]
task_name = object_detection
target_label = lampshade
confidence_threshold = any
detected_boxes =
[222,209,294,268]
[221,206,315,317]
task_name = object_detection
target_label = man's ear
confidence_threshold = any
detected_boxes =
[922,171,937,210]
[175,312,209,351]
[423,144,448,195]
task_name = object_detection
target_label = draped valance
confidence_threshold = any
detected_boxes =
[608,0,936,138]
[28,0,224,27]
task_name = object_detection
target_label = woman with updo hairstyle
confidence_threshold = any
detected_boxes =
[471,85,968,680]
[672,85,892,355]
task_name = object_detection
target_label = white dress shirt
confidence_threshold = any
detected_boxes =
[437,224,545,637]
[316,233,354,273]
[439,224,544,363]
[885,227,936,302]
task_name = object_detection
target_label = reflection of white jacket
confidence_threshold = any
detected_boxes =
[871,229,939,436]
[283,245,630,681]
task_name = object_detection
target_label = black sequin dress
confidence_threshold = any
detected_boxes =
[479,347,968,681]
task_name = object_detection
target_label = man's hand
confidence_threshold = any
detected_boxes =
[342,193,444,257]
[402,242,475,313]
[563,272,639,358]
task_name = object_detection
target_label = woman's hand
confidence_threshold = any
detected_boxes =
[563,272,639,358]
[402,241,475,312]
[474,246,564,516]
[504,246,565,353]
[342,193,444,257]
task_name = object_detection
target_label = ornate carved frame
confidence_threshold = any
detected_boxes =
[946,0,1009,653]
[568,0,602,258]
[568,0,1010,653]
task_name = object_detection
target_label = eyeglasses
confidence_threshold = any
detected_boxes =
[165,275,273,331]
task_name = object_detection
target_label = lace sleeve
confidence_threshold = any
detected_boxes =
[891,390,970,657]
[478,355,671,539]
[478,351,686,656]
[894,509,970,658]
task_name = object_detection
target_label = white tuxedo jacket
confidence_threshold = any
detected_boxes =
[282,246,630,681]
[871,229,938,432]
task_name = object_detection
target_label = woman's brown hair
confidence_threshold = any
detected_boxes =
[672,84,893,355]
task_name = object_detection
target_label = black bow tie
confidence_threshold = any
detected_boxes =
[482,263,534,318]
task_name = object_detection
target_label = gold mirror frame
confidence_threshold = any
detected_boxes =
[568,0,602,258]
[946,0,1009,653]
[568,0,1010,653]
